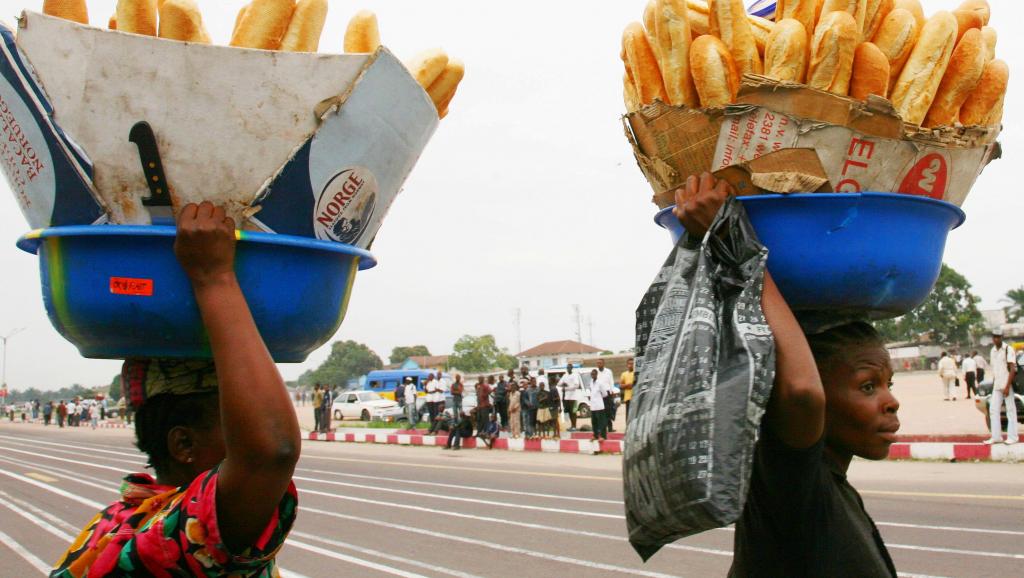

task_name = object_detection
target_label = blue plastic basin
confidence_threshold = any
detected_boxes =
[654,193,966,319]
[17,226,376,362]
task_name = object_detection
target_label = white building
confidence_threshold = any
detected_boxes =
[516,340,603,370]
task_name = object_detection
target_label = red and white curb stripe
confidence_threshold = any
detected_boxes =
[306,430,624,454]
[306,431,1024,461]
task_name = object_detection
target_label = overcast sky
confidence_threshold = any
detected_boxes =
[0,0,1020,390]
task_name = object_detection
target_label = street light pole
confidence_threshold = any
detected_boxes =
[1,327,27,391]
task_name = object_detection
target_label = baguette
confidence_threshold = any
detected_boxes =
[959,59,1008,126]
[158,0,210,44]
[775,0,816,46]
[891,11,958,125]
[871,8,919,93]
[344,10,381,53]
[764,19,809,83]
[654,0,699,107]
[708,0,763,75]
[952,10,983,45]
[892,0,924,31]
[43,0,88,24]
[957,0,990,26]
[807,10,858,95]
[923,28,986,127]
[230,0,296,50]
[233,3,250,38]
[690,34,740,107]
[624,72,641,112]
[623,22,668,105]
[280,0,328,52]
[850,42,889,100]
[815,0,825,25]
[686,0,773,56]
[644,0,661,61]
[406,48,450,90]
[116,0,158,36]
[980,26,996,62]
[820,0,868,40]
[863,0,893,41]
[426,59,465,118]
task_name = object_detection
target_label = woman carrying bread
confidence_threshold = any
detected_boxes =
[50,203,301,577]
[674,174,900,577]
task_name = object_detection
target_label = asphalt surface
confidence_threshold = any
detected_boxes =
[0,423,1021,577]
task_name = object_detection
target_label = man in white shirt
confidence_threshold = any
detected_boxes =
[937,352,957,401]
[403,377,419,428]
[557,364,583,431]
[986,330,1018,445]
[66,400,78,427]
[961,353,978,400]
[973,351,988,384]
[595,359,618,431]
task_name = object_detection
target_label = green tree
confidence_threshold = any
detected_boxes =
[1003,286,1024,323]
[388,345,431,364]
[873,264,985,346]
[448,335,516,373]
[109,374,122,401]
[303,340,382,388]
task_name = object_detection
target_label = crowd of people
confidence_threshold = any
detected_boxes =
[3,396,120,429]
[385,359,636,449]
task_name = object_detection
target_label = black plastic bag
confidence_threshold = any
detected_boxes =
[625,197,776,560]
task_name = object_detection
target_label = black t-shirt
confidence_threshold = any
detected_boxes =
[729,427,897,578]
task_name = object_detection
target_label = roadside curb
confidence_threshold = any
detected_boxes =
[305,430,624,454]
[304,431,1024,462]
[0,420,128,429]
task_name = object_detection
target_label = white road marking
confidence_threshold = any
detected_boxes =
[293,474,623,520]
[0,491,82,535]
[278,570,313,578]
[877,521,1024,537]
[0,493,75,542]
[1,434,142,459]
[0,528,50,574]
[0,467,106,510]
[297,465,623,505]
[299,504,680,578]
[0,438,143,466]
[0,456,119,495]
[286,538,431,578]
[291,530,484,578]
[886,542,1024,560]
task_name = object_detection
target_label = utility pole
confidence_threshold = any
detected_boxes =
[572,304,582,343]
[512,308,522,354]
[1,327,27,392]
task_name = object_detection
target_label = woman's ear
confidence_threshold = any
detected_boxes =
[166,426,196,465]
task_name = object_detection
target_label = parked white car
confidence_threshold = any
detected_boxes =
[332,391,401,421]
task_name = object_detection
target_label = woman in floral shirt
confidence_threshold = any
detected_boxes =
[51,203,301,577]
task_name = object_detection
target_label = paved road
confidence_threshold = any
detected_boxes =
[0,423,1021,577]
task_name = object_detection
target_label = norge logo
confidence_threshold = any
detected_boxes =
[314,167,378,244]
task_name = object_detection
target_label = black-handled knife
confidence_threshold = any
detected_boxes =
[129,121,172,207]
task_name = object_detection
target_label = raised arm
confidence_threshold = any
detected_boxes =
[174,202,301,553]
[674,174,824,449]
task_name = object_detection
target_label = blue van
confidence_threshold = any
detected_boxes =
[364,370,440,401]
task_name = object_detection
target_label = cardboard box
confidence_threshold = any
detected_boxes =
[0,23,105,229]
[8,12,438,249]
[624,76,1002,208]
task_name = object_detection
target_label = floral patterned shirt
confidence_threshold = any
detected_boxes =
[50,468,297,577]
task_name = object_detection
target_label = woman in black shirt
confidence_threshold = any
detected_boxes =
[675,174,900,578]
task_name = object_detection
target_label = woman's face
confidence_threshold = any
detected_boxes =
[822,343,900,461]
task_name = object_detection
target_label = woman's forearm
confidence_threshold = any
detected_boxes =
[762,271,826,448]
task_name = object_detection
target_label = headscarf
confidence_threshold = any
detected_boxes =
[122,359,218,409]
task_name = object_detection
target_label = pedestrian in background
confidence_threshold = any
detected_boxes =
[395,379,406,409]
[522,378,538,439]
[985,330,1019,445]
[404,377,418,427]
[962,352,978,399]
[588,369,609,442]
[974,350,988,384]
[543,375,561,439]
[320,386,333,433]
[312,384,323,433]
[43,401,52,426]
[508,383,522,438]
[480,414,501,449]
[557,364,583,431]
[31,400,39,421]
[475,376,493,432]
[67,400,78,427]
[595,359,617,432]
[493,375,509,429]
[57,400,66,428]
[450,374,464,416]
[444,411,474,451]
[89,402,99,429]
[620,358,635,421]
[424,374,438,425]
[938,352,957,401]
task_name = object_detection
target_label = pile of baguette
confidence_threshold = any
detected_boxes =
[621,0,1007,128]
[41,0,464,118]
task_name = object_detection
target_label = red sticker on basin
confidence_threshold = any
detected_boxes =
[110,277,154,296]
